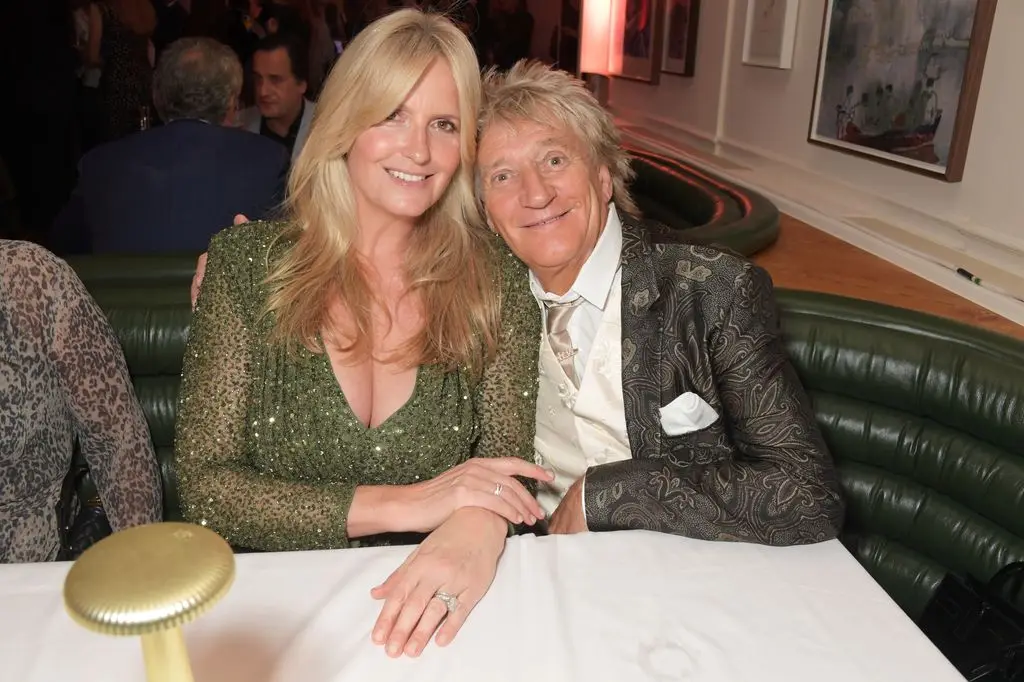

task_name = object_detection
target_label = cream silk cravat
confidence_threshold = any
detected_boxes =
[545,299,583,387]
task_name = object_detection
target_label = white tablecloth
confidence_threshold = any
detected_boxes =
[0,532,964,681]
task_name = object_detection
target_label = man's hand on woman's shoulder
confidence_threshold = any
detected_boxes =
[190,213,250,310]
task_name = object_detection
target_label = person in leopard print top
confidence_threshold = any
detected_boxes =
[0,240,162,563]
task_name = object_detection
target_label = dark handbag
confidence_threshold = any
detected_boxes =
[918,562,1024,681]
[55,457,113,561]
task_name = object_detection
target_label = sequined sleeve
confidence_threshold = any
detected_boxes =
[174,229,357,551]
[471,247,540,467]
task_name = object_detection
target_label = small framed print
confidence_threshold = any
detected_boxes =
[808,0,997,182]
[742,0,800,70]
[661,0,700,77]
[613,0,666,84]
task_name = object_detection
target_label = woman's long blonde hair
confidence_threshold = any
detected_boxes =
[265,9,500,376]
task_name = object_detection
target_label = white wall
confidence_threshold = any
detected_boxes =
[608,0,1024,301]
[611,0,732,139]
[721,0,1024,245]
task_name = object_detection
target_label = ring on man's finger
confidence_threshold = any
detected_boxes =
[433,590,459,613]
[493,482,503,496]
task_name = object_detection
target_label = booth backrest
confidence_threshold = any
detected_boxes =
[779,290,1024,618]
[69,260,1024,622]
[627,146,780,256]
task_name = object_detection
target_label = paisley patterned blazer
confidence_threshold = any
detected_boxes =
[581,214,845,545]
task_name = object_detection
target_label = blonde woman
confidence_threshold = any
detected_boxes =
[174,10,550,657]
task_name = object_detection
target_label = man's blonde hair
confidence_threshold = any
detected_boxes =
[478,60,638,216]
[265,9,499,375]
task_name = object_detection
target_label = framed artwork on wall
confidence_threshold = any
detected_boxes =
[661,0,701,76]
[742,0,800,69]
[808,0,997,183]
[613,0,666,83]
[552,0,581,77]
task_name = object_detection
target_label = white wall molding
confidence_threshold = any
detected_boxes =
[619,122,1024,328]
[610,105,718,147]
[715,0,739,141]
[715,136,1024,259]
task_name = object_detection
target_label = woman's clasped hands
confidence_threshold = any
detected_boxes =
[401,456,552,532]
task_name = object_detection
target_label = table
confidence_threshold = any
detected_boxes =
[0,531,964,681]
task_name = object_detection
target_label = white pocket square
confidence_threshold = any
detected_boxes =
[659,392,719,436]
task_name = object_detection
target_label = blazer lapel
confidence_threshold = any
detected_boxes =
[618,212,665,460]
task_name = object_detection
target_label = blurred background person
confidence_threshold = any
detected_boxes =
[306,0,336,97]
[238,33,315,163]
[51,37,288,254]
[216,0,269,107]
[150,0,189,59]
[73,0,106,154]
[86,0,157,142]
[183,0,228,38]
[489,0,532,69]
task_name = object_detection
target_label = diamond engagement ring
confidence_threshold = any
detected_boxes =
[493,482,503,496]
[433,591,459,613]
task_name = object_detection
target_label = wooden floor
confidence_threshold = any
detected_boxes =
[753,215,1024,341]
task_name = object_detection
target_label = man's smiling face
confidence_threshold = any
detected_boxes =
[478,119,612,295]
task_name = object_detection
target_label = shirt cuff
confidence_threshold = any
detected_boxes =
[580,475,589,529]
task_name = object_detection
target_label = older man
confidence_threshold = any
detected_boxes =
[52,37,288,254]
[476,61,844,543]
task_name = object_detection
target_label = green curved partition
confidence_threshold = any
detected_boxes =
[628,146,780,257]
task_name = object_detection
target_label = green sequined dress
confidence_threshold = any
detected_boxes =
[173,222,540,551]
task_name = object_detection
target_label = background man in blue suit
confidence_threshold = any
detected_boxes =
[52,37,289,254]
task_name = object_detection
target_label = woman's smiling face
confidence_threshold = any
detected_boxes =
[347,59,464,227]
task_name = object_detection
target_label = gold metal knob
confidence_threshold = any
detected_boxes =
[63,522,235,682]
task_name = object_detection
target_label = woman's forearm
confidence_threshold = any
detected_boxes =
[346,485,408,538]
[452,506,509,540]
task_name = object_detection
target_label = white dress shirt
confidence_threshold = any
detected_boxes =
[530,206,623,381]
[530,206,630,522]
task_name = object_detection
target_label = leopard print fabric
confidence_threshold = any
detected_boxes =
[0,240,162,563]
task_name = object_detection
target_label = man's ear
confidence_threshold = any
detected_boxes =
[598,165,613,204]
[223,95,239,126]
[298,79,308,97]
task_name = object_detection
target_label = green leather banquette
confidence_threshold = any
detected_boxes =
[779,290,1024,619]
[627,146,780,256]
[68,254,1024,623]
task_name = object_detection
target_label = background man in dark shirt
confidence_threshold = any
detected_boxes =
[237,33,315,163]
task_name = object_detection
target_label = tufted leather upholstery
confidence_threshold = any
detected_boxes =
[67,252,1024,622]
[780,290,1024,618]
